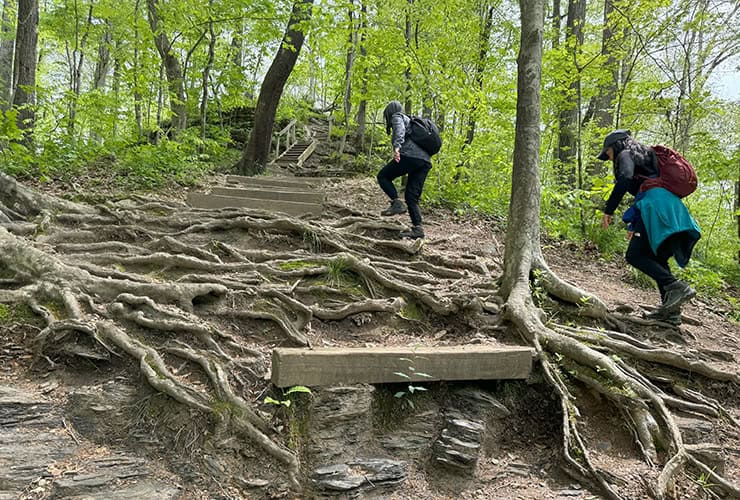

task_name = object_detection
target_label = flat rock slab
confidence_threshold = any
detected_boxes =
[271,346,535,387]
[186,193,322,216]
[226,174,328,190]
[211,186,325,204]
[311,458,408,494]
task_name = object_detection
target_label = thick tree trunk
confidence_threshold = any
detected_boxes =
[235,0,313,176]
[146,0,187,132]
[0,0,14,109]
[555,0,585,187]
[12,0,38,141]
[501,0,543,299]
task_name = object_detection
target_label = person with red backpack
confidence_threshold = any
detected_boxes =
[377,100,436,240]
[597,129,701,325]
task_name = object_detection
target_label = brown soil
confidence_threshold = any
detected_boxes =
[1,175,738,500]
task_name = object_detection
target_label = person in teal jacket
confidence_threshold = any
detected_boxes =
[597,130,701,325]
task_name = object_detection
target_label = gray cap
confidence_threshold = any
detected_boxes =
[597,129,631,160]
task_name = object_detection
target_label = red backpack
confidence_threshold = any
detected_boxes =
[639,145,698,198]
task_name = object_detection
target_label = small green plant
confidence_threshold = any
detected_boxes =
[393,356,432,408]
[264,385,312,408]
[692,468,717,492]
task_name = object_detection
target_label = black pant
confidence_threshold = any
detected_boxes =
[377,155,432,226]
[625,218,678,299]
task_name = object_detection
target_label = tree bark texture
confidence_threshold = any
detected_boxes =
[555,0,584,187]
[501,0,543,299]
[583,0,617,178]
[93,22,113,90]
[200,15,216,144]
[12,0,38,138]
[339,1,357,156]
[0,0,14,109]
[236,0,313,176]
[146,0,187,132]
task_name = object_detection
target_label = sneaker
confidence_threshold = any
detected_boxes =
[381,199,407,216]
[643,308,682,326]
[662,280,696,311]
[400,225,425,239]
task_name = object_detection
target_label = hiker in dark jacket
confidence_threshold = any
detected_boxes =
[377,100,432,240]
[598,129,701,325]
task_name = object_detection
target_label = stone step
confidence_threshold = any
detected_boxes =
[211,186,325,204]
[271,346,535,388]
[226,175,328,190]
[187,193,322,216]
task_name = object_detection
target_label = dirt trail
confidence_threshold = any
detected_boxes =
[0,175,737,500]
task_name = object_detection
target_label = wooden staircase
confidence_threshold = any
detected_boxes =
[187,117,332,217]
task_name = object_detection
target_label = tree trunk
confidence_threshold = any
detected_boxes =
[133,0,143,138]
[200,15,216,145]
[502,0,544,299]
[354,0,368,148]
[465,4,494,145]
[403,0,413,114]
[93,21,112,90]
[736,175,740,265]
[0,0,14,109]
[339,0,356,156]
[146,0,187,132]
[66,1,93,138]
[550,0,560,49]
[555,0,585,187]
[112,40,121,139]
[12,0,38,142]
[583,0,617,178]
[235,0,313,176]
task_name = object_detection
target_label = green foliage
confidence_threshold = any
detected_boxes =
[392,355,433,409]
[264,385,312,409]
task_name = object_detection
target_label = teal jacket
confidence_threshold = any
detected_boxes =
[632,188,701,266]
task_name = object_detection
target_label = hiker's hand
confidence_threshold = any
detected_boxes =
[626,231,634,241]
[394,148,400,163]
[601,213,612,229]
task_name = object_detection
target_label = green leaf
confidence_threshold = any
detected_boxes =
[394,391,406,398]
[285,385,312,395]
[393,372,410,379]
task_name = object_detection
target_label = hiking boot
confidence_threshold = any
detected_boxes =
[400,225,425,239]
[662,280,696,311]
[381,199,407,216]
[643,308,682,326]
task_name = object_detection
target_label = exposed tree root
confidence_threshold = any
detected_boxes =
[503,259,740,500]
[0,178,496,493]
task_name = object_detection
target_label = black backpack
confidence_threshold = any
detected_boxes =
[406,115,442,156]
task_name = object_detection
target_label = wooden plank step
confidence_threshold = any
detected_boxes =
[226,175,328,189]
[271,346,534,388]
[211,186,325,204]
[187,193,322,216]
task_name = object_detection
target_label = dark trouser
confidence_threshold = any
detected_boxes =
[625,219,678,300]
[377,155,432,226]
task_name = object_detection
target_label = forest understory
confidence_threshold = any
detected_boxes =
[0,171,738,500]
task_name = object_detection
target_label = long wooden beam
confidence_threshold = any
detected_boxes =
[271,346,534,387]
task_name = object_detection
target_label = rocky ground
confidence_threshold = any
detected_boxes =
[0,174,738,500]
